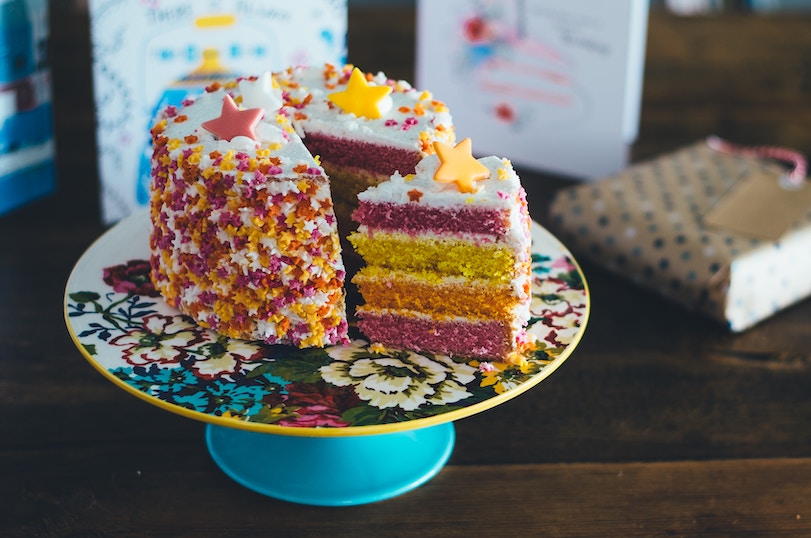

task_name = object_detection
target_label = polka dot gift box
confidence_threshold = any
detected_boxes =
[548,139,811,332]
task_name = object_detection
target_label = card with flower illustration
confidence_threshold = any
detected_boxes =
[416,0,648,179]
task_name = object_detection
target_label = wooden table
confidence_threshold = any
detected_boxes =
[2,4,811,536]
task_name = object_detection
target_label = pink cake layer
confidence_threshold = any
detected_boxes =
[358,312,512,359]
[353,200,508,236]
[303,132,422,177]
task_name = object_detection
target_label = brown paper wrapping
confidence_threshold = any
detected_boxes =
[547,140,811,331]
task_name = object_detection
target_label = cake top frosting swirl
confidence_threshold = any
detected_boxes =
[358,152,523,210]
[152,76,323,182]
[273,64,455,154]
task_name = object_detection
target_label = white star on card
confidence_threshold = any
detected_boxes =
[239,72,283,113]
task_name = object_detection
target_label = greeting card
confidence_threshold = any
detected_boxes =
[416,0,648,179]
[90,0,347,224]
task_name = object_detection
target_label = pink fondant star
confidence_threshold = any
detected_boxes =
[201,94,264,141]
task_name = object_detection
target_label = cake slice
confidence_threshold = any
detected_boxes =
[149,75,349,347]
[273,64,455,225]
[349,139,533,363]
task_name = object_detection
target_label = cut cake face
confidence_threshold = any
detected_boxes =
[349,140,534,363]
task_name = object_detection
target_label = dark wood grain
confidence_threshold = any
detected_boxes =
[7,455,811,536]
[2,4,811,536]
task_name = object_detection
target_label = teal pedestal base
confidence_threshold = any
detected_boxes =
[205,422,455,506]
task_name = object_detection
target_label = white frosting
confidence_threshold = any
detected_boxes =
[359,154,521,209]
[159,82,320,175]
[238,72,283,112]
[156,65,455,176]
[274,65,454,152]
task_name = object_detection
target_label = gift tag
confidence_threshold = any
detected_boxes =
[703,137,811,241]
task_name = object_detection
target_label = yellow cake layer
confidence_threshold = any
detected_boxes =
[348,231,517,282]
[353,267,521,320]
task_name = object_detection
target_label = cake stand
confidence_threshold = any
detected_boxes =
[65,209,590,506]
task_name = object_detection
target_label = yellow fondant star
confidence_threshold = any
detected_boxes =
[432,138,491,193]
[327,67,393,119]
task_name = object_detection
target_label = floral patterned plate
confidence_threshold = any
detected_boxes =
[65,209,589,438]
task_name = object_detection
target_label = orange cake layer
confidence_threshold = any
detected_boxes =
[353,269,522,320]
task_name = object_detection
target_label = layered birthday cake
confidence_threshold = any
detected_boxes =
[149,64,454,349]
[349,139,533,363]
[149,64,533,361]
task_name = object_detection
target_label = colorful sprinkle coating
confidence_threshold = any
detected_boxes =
[149,79,350,348]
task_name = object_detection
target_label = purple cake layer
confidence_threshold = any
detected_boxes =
[353,200,508,236]
[304,132,422,177]
[358,312,512,359]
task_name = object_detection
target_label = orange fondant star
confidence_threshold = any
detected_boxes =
[327,67,393,119]
[432,138,491,193]
[201,94,264,141]
[407,188,424,202]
